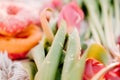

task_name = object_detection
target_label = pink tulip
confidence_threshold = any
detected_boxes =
[58,2,84,33]
[83,59,120,80]
[83,59,104,80]
[104,64,120,80]
[40,0,63,11]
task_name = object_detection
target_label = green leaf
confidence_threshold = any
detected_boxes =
[22,61,37,80]
[63,43,110,80]
[61,29,81,80]
[67,46,88,80]
[35,21,66,80]
[30,43,45,70]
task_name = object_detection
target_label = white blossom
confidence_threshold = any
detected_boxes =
[0,52,29,80]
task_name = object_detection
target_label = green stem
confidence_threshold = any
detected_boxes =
[88,19,101,44]
[83,0,107,48]
[99,0,120,58]
[114,0,120,38]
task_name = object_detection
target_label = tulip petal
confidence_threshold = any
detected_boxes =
[58,2,84,33]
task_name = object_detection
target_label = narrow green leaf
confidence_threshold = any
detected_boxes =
[30,43,45,70]
[35,21,66,80]
[66,45,88,80]
[61,29,81,80]
[22,61,37,80]
[64,43,110,80]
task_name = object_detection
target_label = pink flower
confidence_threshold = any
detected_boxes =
[83,59,104,80]
[40,0,63,11]
[104,64,120,80]
[58,2,84,33]
[83,59,120,80]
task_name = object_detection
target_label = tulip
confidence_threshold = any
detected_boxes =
[58,2,84,33]
[104,64,120,80]
[40,0,63,11]
[83,59,104,80]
